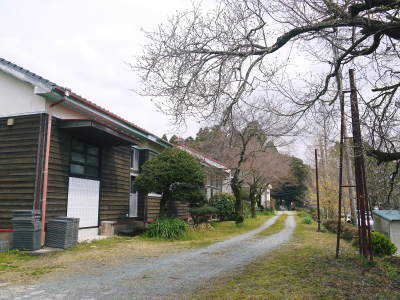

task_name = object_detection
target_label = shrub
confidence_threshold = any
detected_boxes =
[322,219,336,232]
[297,211,311,218]
[135,147,205,217]
[190,204,219,225]
[341,225,358,241]
[322,219,358,240]
[210,193,236,221]
[145,218,187,240]
[243,201,251,218]
[371,232,397,256]
[302,216,313,224]
[259,207,275,216]
[297,207,318,220]
[322,219,346,233]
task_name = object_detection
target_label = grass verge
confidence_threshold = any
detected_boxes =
[193,216,400,299]
[0,214,273,284]
[137,213,274,247]
[257,214,287,237]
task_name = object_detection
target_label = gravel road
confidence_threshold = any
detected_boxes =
[1,213,296,300]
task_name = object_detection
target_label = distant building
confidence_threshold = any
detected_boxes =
[372,210,400,255]
[175,141,231,200]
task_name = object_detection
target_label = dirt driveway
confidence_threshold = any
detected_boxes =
[0,213,296,299]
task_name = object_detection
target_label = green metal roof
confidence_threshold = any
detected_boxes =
[372,210,400,221]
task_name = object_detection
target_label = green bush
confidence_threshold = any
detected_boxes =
[371,232,397,256]
[210,193,236,221]
[243,201,251,218]
[302,216,313,224]
[259,207,275,216]
[297,207,318,220]
[145,218,187,240]
[190,204,219,216]
[297,211,311,218]
[190,204,219,225]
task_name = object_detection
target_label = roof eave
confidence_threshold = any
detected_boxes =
[0,63,53,94]
[44,88,170,149]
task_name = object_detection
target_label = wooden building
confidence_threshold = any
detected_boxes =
[0,58,188,243]
[175,142,231,200]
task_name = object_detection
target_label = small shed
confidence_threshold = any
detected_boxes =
[372,210,400,255]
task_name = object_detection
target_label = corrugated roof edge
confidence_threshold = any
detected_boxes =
[176,144,230,169]
[372,210,400,221]
[0,57,171,148]
[0,57,56,86]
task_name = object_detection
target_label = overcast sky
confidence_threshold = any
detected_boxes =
[0,0,309,161]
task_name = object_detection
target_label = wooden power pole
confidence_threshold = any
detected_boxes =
[315,149,321,232]
[348,69,373,261]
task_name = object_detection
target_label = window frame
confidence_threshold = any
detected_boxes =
[69,139,101,180]
[131,147,140,173]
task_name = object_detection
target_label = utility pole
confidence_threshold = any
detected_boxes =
[333,43,356,223]
[343,124,356,223]
[348,69,373,261]
[315,149,321,232]
[336,90,345,259]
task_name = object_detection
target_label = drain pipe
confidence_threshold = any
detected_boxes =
[40,90,69,246]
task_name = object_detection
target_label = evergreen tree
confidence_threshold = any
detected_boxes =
[135,148,205,217]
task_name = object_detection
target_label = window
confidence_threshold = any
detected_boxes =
[129,176,138,217]
[216,178,222,191]
[70,140,100,179]
[148,151,157,160]
[131,148,139,172]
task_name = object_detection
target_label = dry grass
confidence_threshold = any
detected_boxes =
[193,216,400,299]
[0,214,272,285]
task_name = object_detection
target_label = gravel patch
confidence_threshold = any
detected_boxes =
[1,214,296,299]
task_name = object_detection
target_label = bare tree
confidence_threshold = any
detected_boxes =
[243,149,290,217]
[189,103,289,222]
[134,0,400,161]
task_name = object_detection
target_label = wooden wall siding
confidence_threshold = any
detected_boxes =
[100,145,131,221]
[146,197,190,221]
[137,193,146,221]
[46,117,70,220]
[167,201,190,219]
[147,196,160,221]
[0,114,42,228]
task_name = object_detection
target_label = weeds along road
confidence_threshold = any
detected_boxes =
[1,213,296,300]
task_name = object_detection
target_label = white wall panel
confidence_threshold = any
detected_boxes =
[129,193,138,217]
[0,71,46,116]
[67,177,100,228]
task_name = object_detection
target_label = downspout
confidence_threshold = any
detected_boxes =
[40,90,69,246]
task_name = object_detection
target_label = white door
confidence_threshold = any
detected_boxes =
[129,176,138,217]
[67,177,100,228]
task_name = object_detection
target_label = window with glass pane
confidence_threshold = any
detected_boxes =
[70,140,100,179]
[131,148,139,171]
[148,151,157,160]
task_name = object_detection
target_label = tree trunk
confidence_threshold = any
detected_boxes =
[159,193,169,218]
[231,139,247,224]
[249,184,257,218]
[231,173,243,223]
[256,188,264,211]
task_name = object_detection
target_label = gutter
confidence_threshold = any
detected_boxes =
[39,90,69,246]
